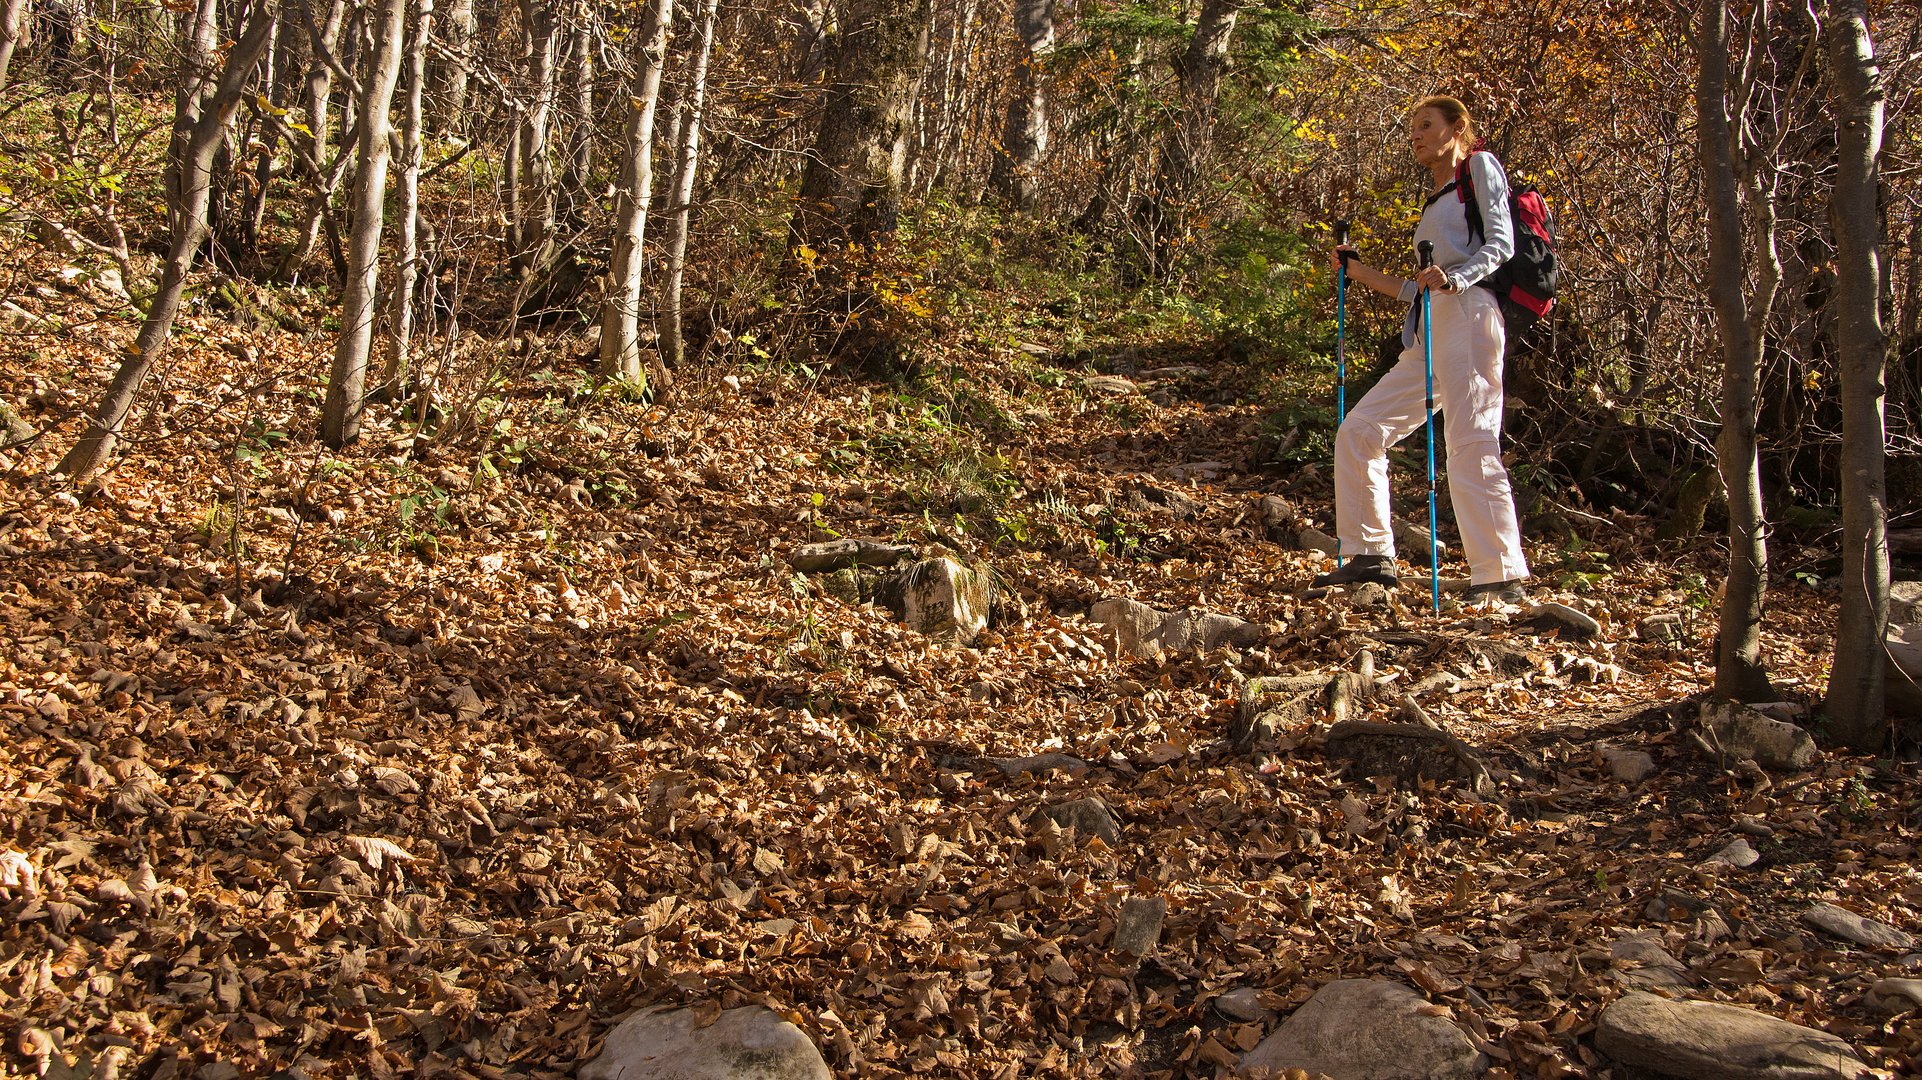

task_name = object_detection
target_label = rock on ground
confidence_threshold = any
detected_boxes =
[1603,748,1656,783]
[1112,895,1167,957]
[1298,527,1339,556]
[1240,979,1485,1080]
[1521,602,1602,640]
[1609,931,1691,989]
[1890,581,1922,625]
[1701,701,1819,770]
[1888,622,1922,718]
[1639,612,1685,642]
[1866,977,1922,1016]
[1213,986,1272,1023]
[875,558,994,644]
[1800,902,1917,950]
[1087,597,1261,660]
[1035,797,1121,847]
[1699,838,1760,870]
[1593,990,1866,1080]
[580,1005,831,1080]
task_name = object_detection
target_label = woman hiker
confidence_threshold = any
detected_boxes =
[1315,94,1530,604]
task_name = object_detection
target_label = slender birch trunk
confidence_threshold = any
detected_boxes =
[320,0,408,447]
[0,0,28,92]
[555,11,595,230]
[989,0,1053,212]
[1699,0,1775,702]
[1822,0,1891,746]
[598,0,674,386]
[1141,0,1245,277]
[283,0,346,274]
[431,0,473,131]
[379,0,435,398]
[57,3,276,481]
[508,0,559,270]
[658,0,716,377]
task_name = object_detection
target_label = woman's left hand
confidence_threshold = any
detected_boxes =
[1412,266,1454,293]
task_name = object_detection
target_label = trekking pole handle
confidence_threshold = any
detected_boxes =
[1335,220,1353,265]
[1418,240,1434,269]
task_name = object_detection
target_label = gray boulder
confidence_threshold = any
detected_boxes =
[1112,896,1167,957]
[1699,838,1761,870]
[1701,701,1819,770]
[1609,931,1691,989]
[580,1005,830,1080]
[1153,606,1262,655]
[1889,581,1922,625]
[1865,977,1922,1016]
[1240,979,1485,1080]
[1594,991,1866,1080]
[1035,797,1121,847]
[1298,527,1340,556]
[876,558,995,644]
[987,753,1089,779]
[1521,602,1603,640]
[1800,902,1917,950]
[1603,748,1657,784]
[1639,613,1685,642]
[1889,623,1922,718]
[1087,598,1261,660]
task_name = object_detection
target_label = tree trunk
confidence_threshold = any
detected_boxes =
[508,0,559,270]
[320,0,408,447]
[658,0,716,377]
[0,0,29,93]
[56,3,276,482]
[788,0,933,254]
[1822,0,1890,748]
[378,0,434,398]
[1140,0,1244,278]
[555,12,595,230]
[1699,0,1774,702]
[598,0,674,386]
[430,0,474,131]
[920,0,974,193]
[282,0,346,275]
[989,0,1053,212]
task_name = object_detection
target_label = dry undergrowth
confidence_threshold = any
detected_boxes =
[1,273,1917,1079]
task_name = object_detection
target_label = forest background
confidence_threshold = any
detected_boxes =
[1,0,1921,1077]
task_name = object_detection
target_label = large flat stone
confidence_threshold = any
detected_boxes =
[1800,902,1916,950]
[1241,979,1484,1080]
[1594,991,1866,1080]
[1701,701,1819,770]
[580,1005,830,1080]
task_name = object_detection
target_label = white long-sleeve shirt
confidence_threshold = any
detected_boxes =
[1398,151,1515,347]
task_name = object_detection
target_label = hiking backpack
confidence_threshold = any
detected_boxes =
[1456,152,1558,340]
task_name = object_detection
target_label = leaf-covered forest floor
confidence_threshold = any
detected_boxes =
[1,256,1919,1079]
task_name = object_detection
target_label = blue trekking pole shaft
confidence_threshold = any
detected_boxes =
[1334,220,1351,567]
[1418,240,1440,614]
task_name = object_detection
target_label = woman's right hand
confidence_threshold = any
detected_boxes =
[1331,244,1359,273]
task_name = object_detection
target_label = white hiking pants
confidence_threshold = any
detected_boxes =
[1333,287,1529,586]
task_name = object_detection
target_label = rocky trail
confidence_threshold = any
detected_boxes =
[1,300,1919,1079]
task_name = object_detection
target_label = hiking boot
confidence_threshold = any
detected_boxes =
[1464,578,1528,604]
[1311,554,1397,589]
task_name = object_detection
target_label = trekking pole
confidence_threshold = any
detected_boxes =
[1334,220,1351,568]
[1417,240,1441,614]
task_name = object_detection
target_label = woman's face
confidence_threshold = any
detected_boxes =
[1409,107,1463,167]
